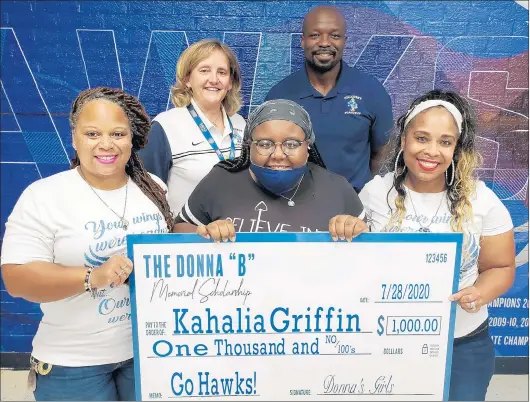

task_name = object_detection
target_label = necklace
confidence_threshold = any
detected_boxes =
[205,110,224,132]
[78,169,130,230]
[279,174,305,207]
[406,188,446,233]
[212,115,224,132]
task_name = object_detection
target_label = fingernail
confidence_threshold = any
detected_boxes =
[340,237,345,241]
[230,237,236,242]
[332,236,338,241]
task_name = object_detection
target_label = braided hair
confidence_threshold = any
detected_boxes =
[69,87,174,231]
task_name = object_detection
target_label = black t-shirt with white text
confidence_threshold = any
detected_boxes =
[176,163,365,233]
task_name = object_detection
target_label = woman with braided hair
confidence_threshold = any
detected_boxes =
[358,90,515,401]
[174,99,367,241]
[1,87,173,400]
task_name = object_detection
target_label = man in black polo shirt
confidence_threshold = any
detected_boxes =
[265,5,393,193]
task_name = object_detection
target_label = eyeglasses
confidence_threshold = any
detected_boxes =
[251,139,306,156]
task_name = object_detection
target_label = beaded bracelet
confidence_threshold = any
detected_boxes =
[84,267,94,293]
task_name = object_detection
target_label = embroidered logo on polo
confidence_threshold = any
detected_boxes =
[233,131,243,145]
[344,95,362,115]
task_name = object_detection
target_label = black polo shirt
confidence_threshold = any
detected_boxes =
[176,163,365,233]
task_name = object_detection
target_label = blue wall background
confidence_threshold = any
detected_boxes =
[1,1,528,361]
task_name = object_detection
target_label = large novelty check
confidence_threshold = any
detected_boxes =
[127,232,462,401]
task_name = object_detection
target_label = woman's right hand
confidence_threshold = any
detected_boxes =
[329,215,368,242]
[197,220,236,243]
[90,255,133,289]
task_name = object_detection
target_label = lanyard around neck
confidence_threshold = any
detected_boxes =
[187,103,236,161]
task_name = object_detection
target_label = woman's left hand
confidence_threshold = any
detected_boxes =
[329,215,368,242]
[449,285,483,313]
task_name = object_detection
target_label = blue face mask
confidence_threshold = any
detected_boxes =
[250,163,308,195]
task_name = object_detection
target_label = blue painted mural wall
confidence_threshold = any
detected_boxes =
[1,1,528,359]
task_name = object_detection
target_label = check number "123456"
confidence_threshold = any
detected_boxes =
[426,253,448,263]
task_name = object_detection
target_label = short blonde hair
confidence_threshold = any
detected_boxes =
[170,39,242,116]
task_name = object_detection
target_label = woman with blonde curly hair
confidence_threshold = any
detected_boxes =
[359,90,515,401]
[140,39,246,214]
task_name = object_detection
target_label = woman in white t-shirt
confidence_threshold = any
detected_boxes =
[1,87,174,401]
[139,38,246,213]
[359,90,515,401]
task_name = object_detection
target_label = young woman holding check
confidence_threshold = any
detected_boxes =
[173,99,367,242]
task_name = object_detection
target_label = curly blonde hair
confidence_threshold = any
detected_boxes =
[386,90,482,234]
[170,39,242,116]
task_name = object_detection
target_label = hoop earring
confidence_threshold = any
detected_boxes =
[445,160,455,186]
[394,150,406,178]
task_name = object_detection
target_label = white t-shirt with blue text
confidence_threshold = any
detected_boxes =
[1,168,170,366]
[359,172,513,338]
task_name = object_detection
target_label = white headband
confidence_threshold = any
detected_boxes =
[404,100,463,133]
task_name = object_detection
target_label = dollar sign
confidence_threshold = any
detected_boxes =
[377,315,385,336]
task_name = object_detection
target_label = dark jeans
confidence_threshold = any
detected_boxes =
[33,358,135,401]
[449,321,495,401]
